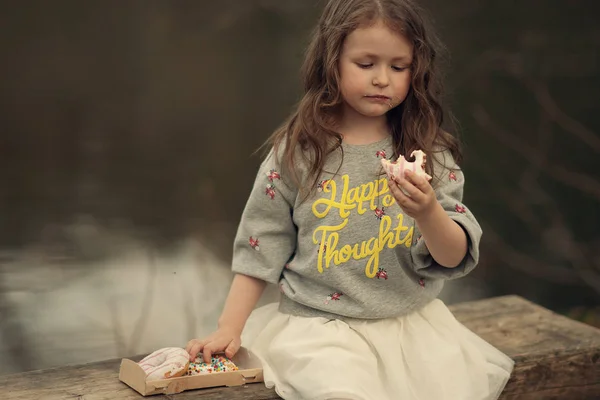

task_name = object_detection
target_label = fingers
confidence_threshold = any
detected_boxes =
[224,338,241,359]
[185,338,197,354]
[388,175,417,208]
[202,338,234,363]
[186,338,207,361]
[202,344,214,363]
[387,171,437,220]
[186,330,241,363]
[404,170,432,194]
[395,173,425,201]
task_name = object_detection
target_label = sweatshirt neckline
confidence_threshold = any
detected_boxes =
[340,136,392,154]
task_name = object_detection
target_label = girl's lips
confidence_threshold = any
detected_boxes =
[365,95,391,103]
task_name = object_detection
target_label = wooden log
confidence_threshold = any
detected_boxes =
[2,295,599,400]
[454,296,600,399]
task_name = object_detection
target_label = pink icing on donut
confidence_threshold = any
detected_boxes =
[381,150,432,182]
[138,347,190,381]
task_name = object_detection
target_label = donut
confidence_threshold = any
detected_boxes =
[185,354,239,376]
[381,150,432,182]
[138,347,190,381]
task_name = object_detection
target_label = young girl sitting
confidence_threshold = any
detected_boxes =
[187,0,514,398]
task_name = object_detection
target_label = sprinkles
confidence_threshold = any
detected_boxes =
[186,355,238,376]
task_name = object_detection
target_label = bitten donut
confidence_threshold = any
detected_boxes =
[138,347,190,381]
[186,354,239,376]
[381,150,432,182]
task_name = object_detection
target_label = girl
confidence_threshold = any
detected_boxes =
[187,0,514,398]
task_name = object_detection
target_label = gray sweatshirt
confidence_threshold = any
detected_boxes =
[232,136,482,320]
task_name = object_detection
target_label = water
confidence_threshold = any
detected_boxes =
[0,231,230,374]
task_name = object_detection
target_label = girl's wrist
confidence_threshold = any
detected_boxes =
[217,318,244,336]
[415,200,445,228]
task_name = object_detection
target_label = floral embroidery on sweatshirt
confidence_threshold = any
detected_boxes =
[317,179,330,192]
[265,184,276,199]
[325,292,343,304]
[266,169,281,182]
[375,268,388,280]
[249,236,260,250]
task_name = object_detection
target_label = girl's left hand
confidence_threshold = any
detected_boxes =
[388,170,437,221]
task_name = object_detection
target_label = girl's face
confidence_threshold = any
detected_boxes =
[338,19,413,119]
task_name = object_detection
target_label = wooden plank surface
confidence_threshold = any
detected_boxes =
[452,295,600,399]
[4,357,278,400]
[3,295,600,400]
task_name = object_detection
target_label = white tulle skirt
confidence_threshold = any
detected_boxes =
[241,298,513,400]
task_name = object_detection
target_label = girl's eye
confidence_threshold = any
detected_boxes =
[356,63,373,69]
[392,66,408,72]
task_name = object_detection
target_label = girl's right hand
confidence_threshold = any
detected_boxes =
[185,327,242,363]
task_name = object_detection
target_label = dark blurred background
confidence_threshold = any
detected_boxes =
[1,0,598,375]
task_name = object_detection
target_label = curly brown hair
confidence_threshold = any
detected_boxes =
[266,0,461,197]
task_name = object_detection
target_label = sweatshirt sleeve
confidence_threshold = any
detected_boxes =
[410,151,483,280]
[231,148,298,284]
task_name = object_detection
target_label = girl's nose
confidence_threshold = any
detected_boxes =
[372,69,389,87]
